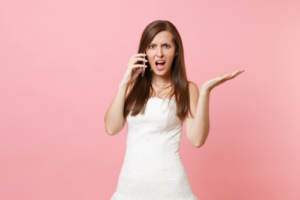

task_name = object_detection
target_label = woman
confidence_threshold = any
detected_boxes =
[105,19,244,199]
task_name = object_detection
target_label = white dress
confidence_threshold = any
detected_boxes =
[110,96,198,200]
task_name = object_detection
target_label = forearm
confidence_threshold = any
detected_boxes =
[104,82,128,135]
[192,88,210,146]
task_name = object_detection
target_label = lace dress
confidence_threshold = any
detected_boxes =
[110,96,198,200]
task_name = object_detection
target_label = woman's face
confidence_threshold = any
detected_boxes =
[145,31,176,77]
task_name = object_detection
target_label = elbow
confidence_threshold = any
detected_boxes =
[104,119,116,136]
[188,133,205,148]
[194,141,204,148]
[190,138,204,148]
[105,127,115,136]
[194,132,209,148]
[103,108,126,136]
[105,124,120,136]
[193,140,203,148]
[104,120,123,136]
[189,126,209,148]
[104,115,120,136]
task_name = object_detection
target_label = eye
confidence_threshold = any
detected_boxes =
[149,44,155,49]
[163,44,170,48]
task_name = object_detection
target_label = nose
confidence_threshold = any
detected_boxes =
[156,46,163,57]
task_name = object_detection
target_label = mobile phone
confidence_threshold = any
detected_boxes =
[142,51,148,77]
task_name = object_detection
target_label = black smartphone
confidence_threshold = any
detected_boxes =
[141,51,148,77]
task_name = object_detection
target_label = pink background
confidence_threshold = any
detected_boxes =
[1,0,299,199]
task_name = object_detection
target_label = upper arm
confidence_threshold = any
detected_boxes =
[185,81,199,144]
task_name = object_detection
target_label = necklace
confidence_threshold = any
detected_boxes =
[152,81,172,88]
[151,82,173,97]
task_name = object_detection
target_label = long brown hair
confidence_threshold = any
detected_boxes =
[123,20,193,123]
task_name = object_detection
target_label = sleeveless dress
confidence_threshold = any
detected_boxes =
[110,96,198,200]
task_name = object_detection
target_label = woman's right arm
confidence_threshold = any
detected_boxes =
[104,53,147,136]
[104,81,132,135]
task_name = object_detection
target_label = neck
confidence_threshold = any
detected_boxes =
[151,72,171,86]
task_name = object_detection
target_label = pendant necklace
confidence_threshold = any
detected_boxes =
[151,82,173,98]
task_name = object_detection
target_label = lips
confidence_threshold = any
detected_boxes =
[155,60,166,70]
[155,60,166,65]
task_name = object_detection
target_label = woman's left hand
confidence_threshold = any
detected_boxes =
[201,69,245,93]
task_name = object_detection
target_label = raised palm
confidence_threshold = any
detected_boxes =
[202,70,245,92]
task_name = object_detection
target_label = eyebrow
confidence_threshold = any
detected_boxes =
[149,42,171,45]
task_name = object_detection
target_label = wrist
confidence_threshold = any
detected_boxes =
[119,81,128,89]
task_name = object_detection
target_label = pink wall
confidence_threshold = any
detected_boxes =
[1,0,299,199]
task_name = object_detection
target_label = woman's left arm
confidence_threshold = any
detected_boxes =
[186,85,210,148]
[186,69,245,148]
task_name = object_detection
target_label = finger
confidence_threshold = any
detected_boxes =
[220,74,229,80]
[232,71,240,76]
[236,70,245,75]
[130,54,145,61]
[233,70,244,75]
[231,70,243,77]
[132,64,147,68]
[135,57,148,62]
[134,53,147,58]
[221,74,233,81]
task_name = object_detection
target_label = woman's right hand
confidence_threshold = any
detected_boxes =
[121,53,148,86]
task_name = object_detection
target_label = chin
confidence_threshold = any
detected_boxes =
[153,68,171,76]
[150,63,171,75]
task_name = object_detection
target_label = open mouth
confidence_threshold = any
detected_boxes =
[155,60,166,70]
